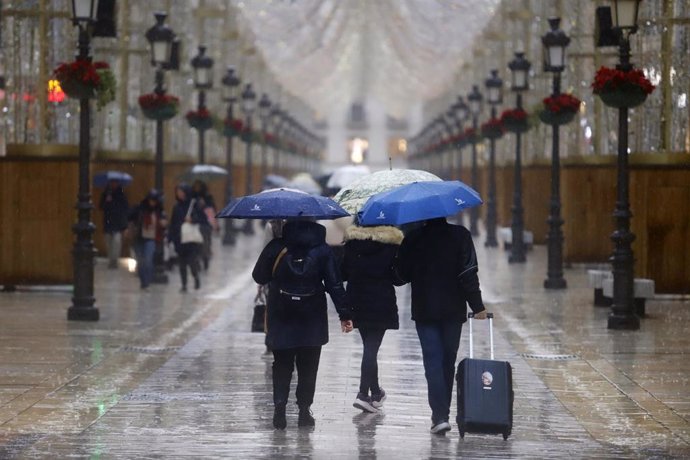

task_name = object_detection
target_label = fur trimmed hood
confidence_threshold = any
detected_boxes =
[344,225,403,245]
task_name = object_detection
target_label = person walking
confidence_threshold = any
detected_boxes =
[191,180,218,271]
[127,189,166,290]
[99,179,129,268]
[395,217,487,435]
[342,224,404,413]
[252,219,353,430]
[169,184,208,292]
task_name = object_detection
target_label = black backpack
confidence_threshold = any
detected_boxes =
[272,246,324,315]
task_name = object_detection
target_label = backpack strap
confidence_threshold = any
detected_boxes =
[272,247,288,276]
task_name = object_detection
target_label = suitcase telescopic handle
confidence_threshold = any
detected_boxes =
[467,312,494,360]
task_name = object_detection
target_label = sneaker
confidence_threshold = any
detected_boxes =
[273,405,287,430]
[371,388,387,409]
[430,421,451,435]
[353,393,378,413]
[298,407,315,427]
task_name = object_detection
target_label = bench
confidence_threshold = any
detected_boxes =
[497,227,533,251]
[587,269,613,307]
[602,277,655,317]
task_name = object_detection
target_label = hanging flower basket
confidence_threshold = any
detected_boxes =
[240,127,253,142]
[592,66,655,109]
[138,93,179,121]
[500,108,530,134]
[538,93,581,126]
[464,127,481,144]
[186,108,213,130]
[54,60,116,109]
[480,118,504,140]
[223,118,244,137]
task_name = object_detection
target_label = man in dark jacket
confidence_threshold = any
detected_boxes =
[169,184,209,292]
[253,220,353,430]
[99,180,129,268]
[396,217,487,435]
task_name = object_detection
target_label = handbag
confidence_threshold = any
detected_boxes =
[251,287,267,333]
[181,199,204,244]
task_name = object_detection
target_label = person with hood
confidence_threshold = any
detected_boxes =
[169,184,208,292]
[191,180,218,270]
[395,217,488,435]
[342,224,405,414]
[127,189,167,289]
[99,179,129,268]
[252,220,353,430]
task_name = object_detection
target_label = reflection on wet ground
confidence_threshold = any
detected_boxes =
[1,222,688,458]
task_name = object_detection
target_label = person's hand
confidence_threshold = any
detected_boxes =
[474,310,488,320]
[341,320,353,333]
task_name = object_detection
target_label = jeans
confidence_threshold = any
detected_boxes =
[358,328,386,395]
[272,346,321,408]
[105,231,122,267]
[415,321,463,424]
[134,239,156,288]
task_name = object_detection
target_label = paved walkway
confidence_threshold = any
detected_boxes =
[0,222,688,458]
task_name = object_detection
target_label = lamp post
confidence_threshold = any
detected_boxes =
[258,93,272,182]
[507,51,531,264]
[221,66,241,246]
[145,12,176,284]
[452,96,469,182]
[608,0,642,330]
[271,106,284,174]
[484,69,503,248]
[241,83,256,234]
[190,45,213,164]
[467,85,483,236]
[68,0,100,321]
[542,17,571,289]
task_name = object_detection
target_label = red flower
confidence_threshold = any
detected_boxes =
[543,93,581,114]
[591,66,655,95]
[481,117,504,132]
[138,93,179,109]
[224,118,244,131]
[54,59,108,88]
[500,108,528,123]
[185,108,211,120]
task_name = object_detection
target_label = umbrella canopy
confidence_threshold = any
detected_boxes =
[263,174,289,189]
[327,165,371,189]
[93,171,133,187]
[334,169,441,213]
[358,181,482,226]
[287,173,322,195]
[180,164,229,182]
[217,188,350,220]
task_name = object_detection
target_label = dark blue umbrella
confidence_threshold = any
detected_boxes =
[93,171,133,187]
[217,188,350,220]
[358,181,482,226]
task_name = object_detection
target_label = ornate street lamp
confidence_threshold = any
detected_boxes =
[507,51,531,264]
[271,105,284,174]
[190,45,214,164]
[542,17,571,290]
[607,0,643,330]
[68,0,100,321]
[145,12,176,284]
[258,93,272,181]
[444,106,458,179]
[221,66,241,246]
[452,96,469,180]
[241,82,257,234]
[484,69,503,248]
[467,85,483,236]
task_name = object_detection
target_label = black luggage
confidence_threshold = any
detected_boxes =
[456,312,513,440]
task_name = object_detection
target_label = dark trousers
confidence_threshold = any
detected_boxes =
[272,346,322,408]
[177,243,200,288]
[415,321,463,424]
[134,239,155,288]
[358,328,386,395]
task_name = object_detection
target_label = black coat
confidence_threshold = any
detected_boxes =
[342,225,404,330]
[395,218,485,323]
[99,187,129,233]
[169,197,209,250]
[253,221,349,350]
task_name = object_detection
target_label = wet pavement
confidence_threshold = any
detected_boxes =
[1,221,689,459]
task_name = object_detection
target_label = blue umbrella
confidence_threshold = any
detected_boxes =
[217,188,350,220]
[93,171,133,188]
[358,181,482,226]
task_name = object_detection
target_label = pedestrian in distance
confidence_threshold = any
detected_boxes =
[252,219,353,430]
[191,180,218,271]
[169,184,208,292]
[127,189,167,290]
[99,179,129,269]
[395,217,488,435]
[342,224,405,413]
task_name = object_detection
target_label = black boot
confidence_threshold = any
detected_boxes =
[273,404,287,430]
[298,406,315,427]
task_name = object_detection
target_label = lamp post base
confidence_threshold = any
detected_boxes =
[67,304,99,321]
[607,311,640,330]
[544,277,567,289]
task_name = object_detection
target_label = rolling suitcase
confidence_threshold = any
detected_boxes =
[456,312,513,440]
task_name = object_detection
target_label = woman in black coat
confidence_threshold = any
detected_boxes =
[99,180,129,269]
[253,220,352,430]
[169,184,208,292]
[341,224,404,413]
